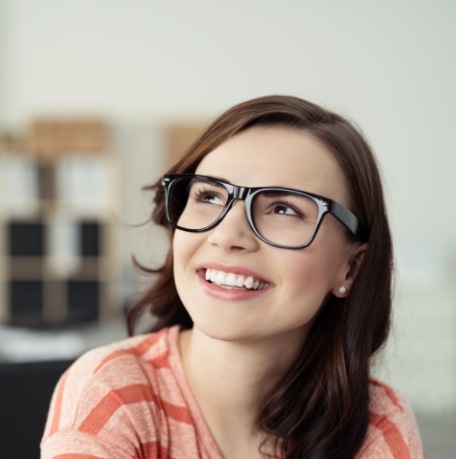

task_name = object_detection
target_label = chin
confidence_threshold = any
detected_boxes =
[191,316,257,343]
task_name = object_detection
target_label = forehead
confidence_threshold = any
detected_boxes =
[195,125,350,204]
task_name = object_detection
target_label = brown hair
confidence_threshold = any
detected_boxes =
[127,95,393,458]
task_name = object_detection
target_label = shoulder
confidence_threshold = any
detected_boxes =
[53,325,181,408]
[74,325,176,374]
[54,326,177,398]
[368,379,409,416]
[356,379,426,458]
[41,326,187,457]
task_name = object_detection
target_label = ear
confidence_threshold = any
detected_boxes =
[332,243,367,298]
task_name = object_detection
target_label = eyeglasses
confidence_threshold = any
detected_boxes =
[161,173,364,249]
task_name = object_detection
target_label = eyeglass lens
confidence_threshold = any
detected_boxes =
[167,176,321,248]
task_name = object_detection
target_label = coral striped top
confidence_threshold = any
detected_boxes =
[41,326,425,458]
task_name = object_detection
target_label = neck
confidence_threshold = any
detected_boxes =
[179,327,305,438]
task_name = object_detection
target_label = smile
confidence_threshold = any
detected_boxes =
[205,268,270,291]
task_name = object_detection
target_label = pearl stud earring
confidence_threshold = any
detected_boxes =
[338,286,347,295]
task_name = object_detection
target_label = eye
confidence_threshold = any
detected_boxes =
[269,201,303,218]
[198,189,223,205]
[192,185,225,206]
[272,202,299,216]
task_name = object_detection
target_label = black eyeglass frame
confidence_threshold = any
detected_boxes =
[162,173,365,249]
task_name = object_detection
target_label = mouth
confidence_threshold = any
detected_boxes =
[203,268,270,291]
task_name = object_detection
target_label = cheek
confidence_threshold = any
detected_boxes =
[279,248,342,297]
[172,231,202,291]
[172,236,190,312]
[172,233,189,279]
[277,256,337,328]
[173,230,194,259]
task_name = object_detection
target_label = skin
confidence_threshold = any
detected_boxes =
[173,125,366,458]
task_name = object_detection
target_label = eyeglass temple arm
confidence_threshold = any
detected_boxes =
[329,201,366,240]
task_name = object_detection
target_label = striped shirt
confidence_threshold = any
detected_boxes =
[41,326,425,458]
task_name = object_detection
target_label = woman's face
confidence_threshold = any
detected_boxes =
[173,125,364,347]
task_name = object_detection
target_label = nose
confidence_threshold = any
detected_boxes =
[206,200,259,252]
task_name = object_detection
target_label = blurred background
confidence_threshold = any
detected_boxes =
[0,1,455,457]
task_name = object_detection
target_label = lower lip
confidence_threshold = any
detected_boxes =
[198,272,271,301]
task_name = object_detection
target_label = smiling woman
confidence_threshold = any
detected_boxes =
[41,96,425,459]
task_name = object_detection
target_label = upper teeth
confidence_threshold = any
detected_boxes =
[205,269,268,290]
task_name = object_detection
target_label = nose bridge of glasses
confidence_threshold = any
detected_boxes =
[230,184,249,201]
[228,185,254,218]
[223,184,249,213]
[224,185,248,215]
[219,185,255,232]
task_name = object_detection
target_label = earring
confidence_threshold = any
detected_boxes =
[338,286,347,295]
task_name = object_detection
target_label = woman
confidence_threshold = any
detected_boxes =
[41,95,424,458]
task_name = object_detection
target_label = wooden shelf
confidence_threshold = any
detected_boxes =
[0,149,122,328]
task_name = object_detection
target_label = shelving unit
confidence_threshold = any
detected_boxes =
[0,120,122,328]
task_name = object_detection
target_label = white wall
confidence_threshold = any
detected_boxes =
[1,0,455,414]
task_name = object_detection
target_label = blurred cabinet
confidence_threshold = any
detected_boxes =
[166,122,205,166]
[0,120,122,328]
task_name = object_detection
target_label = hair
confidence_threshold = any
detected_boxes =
[127,95,393,458]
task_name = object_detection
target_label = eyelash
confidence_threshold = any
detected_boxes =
[269,199,304,217]
[193,186,224,204]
